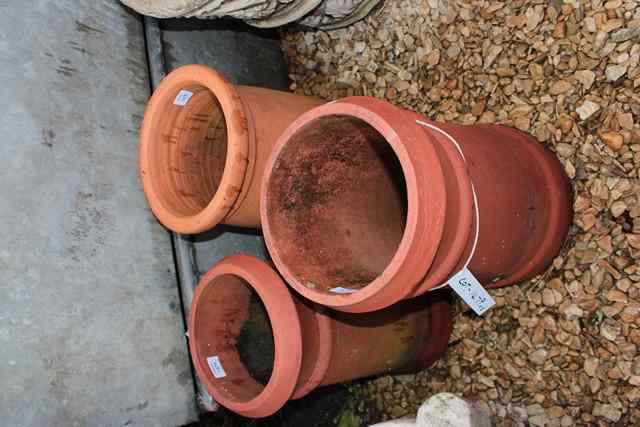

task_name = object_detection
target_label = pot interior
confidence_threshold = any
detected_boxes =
[150,85,228,217]
[266,115,407,294]
[193,274,275,402]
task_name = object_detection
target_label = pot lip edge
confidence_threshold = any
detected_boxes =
[260,97,448,311]
[416,289,454,368]
[290,306,333,399]
[188,254,303,417]
[411,118,475,294]
[487,135,572,288]
[139,64,250,234]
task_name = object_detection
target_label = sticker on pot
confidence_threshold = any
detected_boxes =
[207,356,226,379]
[447,268,495,315]
[330,287,358,294]
[174,90,193,106]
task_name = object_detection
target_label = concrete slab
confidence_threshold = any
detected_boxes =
[0,2,197,426]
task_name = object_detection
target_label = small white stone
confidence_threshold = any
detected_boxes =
[606,63,628,81]
[529,349,548,365]
[611,27,640,43]
[561,304,584,319]
[576,100,600,120]
[573,70,595,89]
[416,393,491,427]
[593,403,622,422]
[529,415,548,426]
[584,357,599,376]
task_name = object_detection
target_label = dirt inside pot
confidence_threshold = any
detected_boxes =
[193,274,275,402]
[267,115,407,293]
[236,291,275,385]
[151,86,228,217]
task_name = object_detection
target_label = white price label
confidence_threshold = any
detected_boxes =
[447,268,495,315]
[174,90,193,106]
[206,356,226,378]
[330,287,358,294]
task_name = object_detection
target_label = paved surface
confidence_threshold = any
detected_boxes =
[0,2,197,426]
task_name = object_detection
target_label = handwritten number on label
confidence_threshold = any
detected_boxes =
[448,268,496,315]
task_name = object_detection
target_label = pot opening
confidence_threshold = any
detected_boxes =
[267,115,407,294]
[150,85,228,217]
[193,274,275,402]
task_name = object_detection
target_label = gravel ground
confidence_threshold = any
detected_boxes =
[281,1,640,425]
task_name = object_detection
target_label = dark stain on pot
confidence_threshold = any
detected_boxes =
[400,335,416,345]
[234,111,249,132]
[274,121,364,215]
[328,267,377,288]
[268,115,407,291]
[236,291,275,385]
[392,319,409,332]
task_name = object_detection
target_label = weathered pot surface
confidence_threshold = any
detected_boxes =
[139,64,321,234]
[261,96,572,312]
[188,255,452,417]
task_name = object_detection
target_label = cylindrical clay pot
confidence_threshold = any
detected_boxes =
[139,64,322,234]
[261,96,572,313]
[188,255,452,418]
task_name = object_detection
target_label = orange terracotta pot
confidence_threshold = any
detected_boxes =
[188,255,452,418]
[139,64,322,234]
[261,96,572,313]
